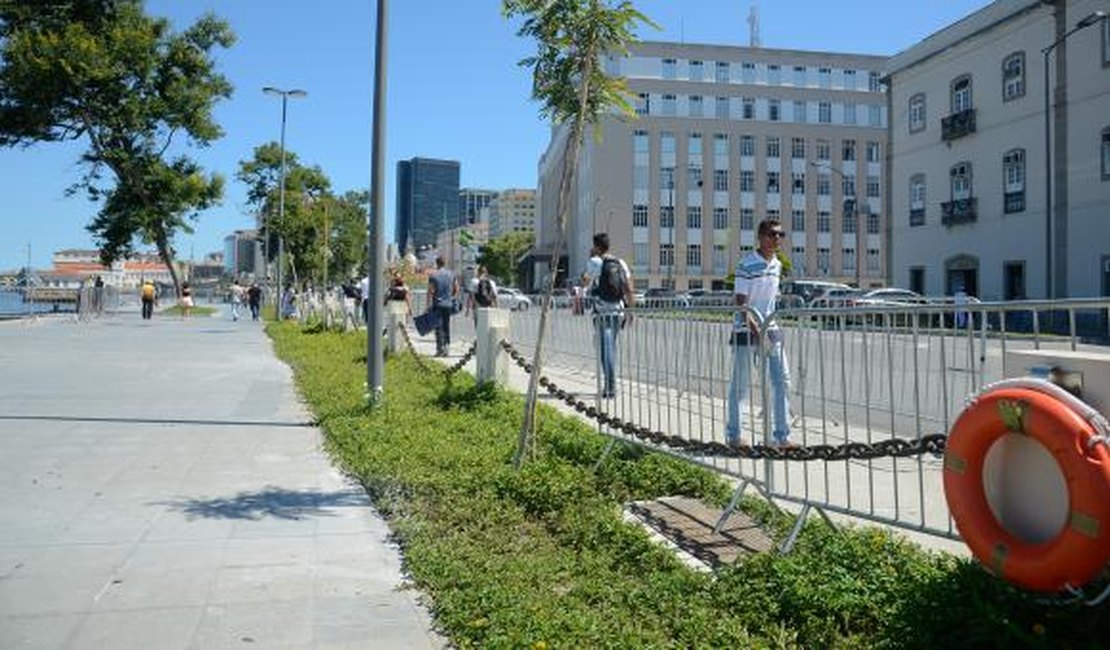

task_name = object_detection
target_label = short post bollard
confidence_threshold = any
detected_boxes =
[386,301,407,354]
[476,307,509,385]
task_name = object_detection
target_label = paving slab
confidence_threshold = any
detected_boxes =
[0,309,444,649]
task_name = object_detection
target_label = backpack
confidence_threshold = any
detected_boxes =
[474,278,495,307]
[141,284,155,300]
[592,257,626,304]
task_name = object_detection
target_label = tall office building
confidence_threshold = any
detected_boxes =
[459,188,498,225]
[534,41,889,292]
[395,157,461,254]
[489,188,538,238]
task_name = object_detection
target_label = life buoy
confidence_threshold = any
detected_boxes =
[943,386,1110,592]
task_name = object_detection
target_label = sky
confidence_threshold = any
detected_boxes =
[0,0,995,271]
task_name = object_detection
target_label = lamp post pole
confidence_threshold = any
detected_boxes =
[811,161,861,286]
[263,86,307,319]
[667,176,675,290]
[1041,10,1106,300]
[367,0,388,406]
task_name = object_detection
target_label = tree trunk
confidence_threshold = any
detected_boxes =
[153,225,181,299]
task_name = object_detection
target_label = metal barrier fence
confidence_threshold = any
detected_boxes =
[501,297,1110,543]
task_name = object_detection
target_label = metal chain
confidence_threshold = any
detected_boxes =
[397,325,476,377]
[499,339,947,461]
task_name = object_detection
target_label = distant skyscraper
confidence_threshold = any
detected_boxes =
[395,157,461,253]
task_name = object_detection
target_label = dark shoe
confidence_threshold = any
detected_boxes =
[600,391,615,399]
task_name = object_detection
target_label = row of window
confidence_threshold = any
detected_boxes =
[636,165,882,198]
[631,243,882,275]
[635,93,884,126]
[907,261,1028,300]
[634,131,883,162]
[647,57,883,92]
[632,205,881,235]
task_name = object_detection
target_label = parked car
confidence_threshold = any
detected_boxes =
[687,289,733,307]
[856,288,930,307]
[497,287,532,311]
[641,288,690,309]
[809,288,864,309]
[783,280,853,305]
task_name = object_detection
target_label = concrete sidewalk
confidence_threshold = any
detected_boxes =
[0,309,443,649]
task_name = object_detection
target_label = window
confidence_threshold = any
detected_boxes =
[688,131,702,153]
[740,208,754,230]
[688,279,703,290]
[818,101,832,123]
[867,248,881,273]
[1004,261,1026,300]
[867,212,880,234]
[869,71,882,92]
[688,165,703,188]
[909,267,925,295]
[1104,19,1110,66]
[1102,128,1110,179]
[714,169,729,191]
[662,58,677,79]
[633,165,648,189]
[868,105,882,127]
[766,136,780,158]
[687,244,702,268]
[793,100,807,123]
[715,61,730,83]
[867,141,880,163]
[1003,148,1025,213]
[791,137,806,159]
[739,170,754,192]
[951,75,972,113]
[817,247,831,274]
[867,175,880,198]
[659,205,674,228]
[713,133,729,156]
[843,69,857,89]
[634,130,649,152]
[818,67,831,88]
[661,94,676,116]
[713,244,729,274]
[844,103,857,125]
[767,64,781,85]
[742,97,754,120]
[660,131,675,153]
[633,204,648,227]
[792,172,805,194]
[769,99,781,122]
[689,95,704,117]
[739,135,755,157]
[687,206,702,229]
[633,243,649,270]
[909,94,926,133]
[660,166,675,190]
[660,244,674,267]
[843,247,856,272]
[816,139,830,161]
[715,96,730,119]
[792,209,805,231]
[950,162,972,200]
[817,211,831,232]
[843,211,856,233]
[910,174,926,226]
[817,173,831,196]
[842,139,856,162]
[1002,52,1025,101]
[689,60,704,81]
[767,208,780,222]
[793,65,806,86]
[792,247,806,272]
[767,171,781,194]
[742,61,756,84]
[713,208,729,230]
[636,92,650,115]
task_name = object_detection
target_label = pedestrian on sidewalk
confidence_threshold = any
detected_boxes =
[342,277,363,330]
[140,279,157,320]
[230,280,245,321]
[469,265,498,325]
[426,256,458,357]
[385,271,414,319]
[726,218,791,447]
[180,281,194,319]
[583,233,633,400]
[247,282,263,321]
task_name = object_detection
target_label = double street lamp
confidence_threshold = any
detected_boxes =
[1041,10,1106,299]
[262,86,307,319]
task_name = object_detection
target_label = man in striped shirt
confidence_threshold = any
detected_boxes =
[726,218,791,447]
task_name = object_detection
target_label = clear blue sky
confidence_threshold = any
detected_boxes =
[0,0,993,271]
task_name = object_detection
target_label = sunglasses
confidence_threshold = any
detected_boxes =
[764,230,786,239]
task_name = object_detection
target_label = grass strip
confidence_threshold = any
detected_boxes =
[268,322,1107,649]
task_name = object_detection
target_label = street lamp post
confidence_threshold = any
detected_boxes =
[262,86,307,319]
[811,161,862,286]
[367,0,388,406]
[1041,10,1106,299]
[667,175,675,290]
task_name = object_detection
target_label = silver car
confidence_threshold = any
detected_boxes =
[496,287,532,311]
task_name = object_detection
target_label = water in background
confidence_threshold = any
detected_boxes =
[0,290,75,317]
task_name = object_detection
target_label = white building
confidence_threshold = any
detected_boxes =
[489,188,537,238]
[885,0,1110,300]
[534,41,890,292]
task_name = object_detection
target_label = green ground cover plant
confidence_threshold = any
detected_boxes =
[268,322,1107,649]
[160,305,217,317]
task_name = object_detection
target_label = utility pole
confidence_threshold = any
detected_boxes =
[366,0,388,406]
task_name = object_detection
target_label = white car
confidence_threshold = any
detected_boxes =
[497,287,532,311]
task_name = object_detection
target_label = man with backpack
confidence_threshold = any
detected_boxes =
[583,233,634,399]
[469,265,499,324]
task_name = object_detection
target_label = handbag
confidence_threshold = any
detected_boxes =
[414,310,440,336]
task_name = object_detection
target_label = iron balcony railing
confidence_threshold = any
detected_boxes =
[941,197,978,226]
[941,108,977,141]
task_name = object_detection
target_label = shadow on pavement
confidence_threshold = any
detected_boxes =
[157,486,368,521]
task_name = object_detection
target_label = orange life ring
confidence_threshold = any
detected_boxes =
[943,386,1110,592]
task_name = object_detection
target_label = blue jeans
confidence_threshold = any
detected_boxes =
[593,312,620,396]
[726,330,790,444]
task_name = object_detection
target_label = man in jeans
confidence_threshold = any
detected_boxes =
[426,256,458,357]
[583,233,634,399]
[727,218,791,447]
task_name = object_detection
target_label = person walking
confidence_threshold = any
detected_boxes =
[583,233,634,399]
[469,265,498,325]
[179,281,194,319]
[229,280,245,321]
[726,218,791,447]
[384,271,413,318]
[139,279,157,320]
[247,282,263,321]
[426,257,458,357]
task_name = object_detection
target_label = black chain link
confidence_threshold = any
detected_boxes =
[499,339,947,461]
[398,325,476,377]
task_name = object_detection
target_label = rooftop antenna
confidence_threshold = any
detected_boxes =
[747,1,761,48]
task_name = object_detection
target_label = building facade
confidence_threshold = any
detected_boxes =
[49,250,174,288]
[395,157,461,254]
[223,230,264,278]
[535,41,889,292]
[459,188,498,225]
[489,188,538,238]
[435,222,489,276]
[885,0,1110,300]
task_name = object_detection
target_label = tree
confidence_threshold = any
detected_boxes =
[503,0,654,467]
[0,0,234,295]
[477,231,533,286]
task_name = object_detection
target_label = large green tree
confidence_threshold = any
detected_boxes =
[478,231,533,286]
[0,0,234,294]
[503,0,653,467]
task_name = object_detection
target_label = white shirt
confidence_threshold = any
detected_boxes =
[734,250,782,330]
[358,276,369,301]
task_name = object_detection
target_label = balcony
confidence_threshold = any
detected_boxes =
[941,108,977,141]
[941,198,978,226]
[1004,191,1026,214]
[909,208,926,227]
